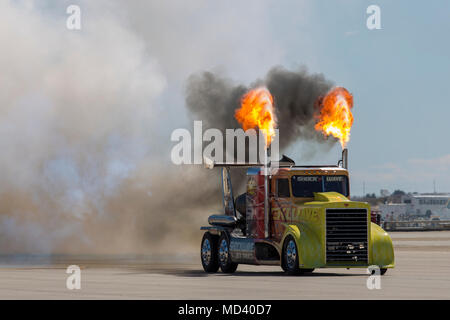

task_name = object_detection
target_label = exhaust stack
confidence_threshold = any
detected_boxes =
[264,148,269,238]
[342,148,348,170]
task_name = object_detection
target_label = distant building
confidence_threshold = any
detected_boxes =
[379,194,450,220]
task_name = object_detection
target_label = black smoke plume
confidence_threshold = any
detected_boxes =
[185,66,336,151]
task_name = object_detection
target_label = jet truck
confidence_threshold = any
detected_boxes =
[200,149,395,275]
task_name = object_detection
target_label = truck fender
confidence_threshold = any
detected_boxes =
[370,222,395,268]
[281,224,301,245]
[280,223,324,268]
[280,224,302,263]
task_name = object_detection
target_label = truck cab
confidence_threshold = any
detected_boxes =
[200,151,395,275]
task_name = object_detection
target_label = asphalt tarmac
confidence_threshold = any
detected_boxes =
[1,231,450,299]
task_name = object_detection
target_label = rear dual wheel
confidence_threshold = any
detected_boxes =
[201,232,219,272]
[201,232,238,273]
[218,233,238,273]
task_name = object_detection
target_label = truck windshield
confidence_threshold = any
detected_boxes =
[291,175,349,197]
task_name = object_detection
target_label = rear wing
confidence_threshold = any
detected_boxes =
[203,157,262,169]
[204,148,348,170]
[203,154,296,169]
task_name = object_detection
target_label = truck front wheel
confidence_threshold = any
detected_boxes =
[282,236,300,275]
[218,233,238,273]
[201,232,219,273]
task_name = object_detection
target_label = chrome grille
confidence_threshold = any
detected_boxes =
[326,208,368,263]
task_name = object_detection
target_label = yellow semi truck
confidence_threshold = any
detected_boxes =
[200,149,395,275]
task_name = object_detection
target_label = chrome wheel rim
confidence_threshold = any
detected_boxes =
[201,238,211,265]
[219,239,229,265]
[286,240,297,269]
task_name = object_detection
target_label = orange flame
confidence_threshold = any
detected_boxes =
[235,87,277,147]
[315,87,354,148]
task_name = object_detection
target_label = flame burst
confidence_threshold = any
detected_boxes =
[315,87,354,148]
[235,87,277,147]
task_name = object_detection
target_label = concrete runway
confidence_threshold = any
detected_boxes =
[1,231,450,299]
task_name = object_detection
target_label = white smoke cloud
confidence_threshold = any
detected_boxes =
[0,0,167,253]
[0,0,285,254]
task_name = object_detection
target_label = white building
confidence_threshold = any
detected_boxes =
[379,194,450,220]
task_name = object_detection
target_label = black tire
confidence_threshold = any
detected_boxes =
[370,267,388,276]
[282,236,300,275]
[218,233,238,273]
[201,232,219,273]
[281,265,314,274]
